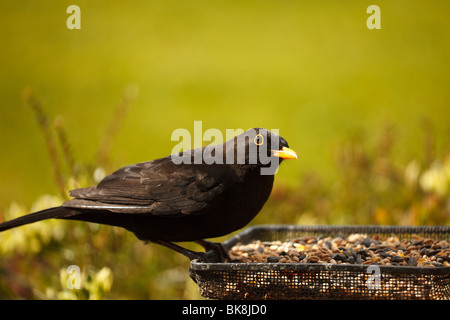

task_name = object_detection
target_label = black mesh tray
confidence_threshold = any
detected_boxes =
[190,225,450,300]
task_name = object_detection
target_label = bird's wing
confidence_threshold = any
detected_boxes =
[63,157,229,216]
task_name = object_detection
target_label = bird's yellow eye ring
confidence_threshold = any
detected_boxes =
[254,134,264,146]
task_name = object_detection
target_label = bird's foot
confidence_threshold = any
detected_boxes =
[195,240,231,262]
[152,239,230,262]
[152,240,206,261]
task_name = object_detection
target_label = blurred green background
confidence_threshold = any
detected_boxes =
[0,0,449,299]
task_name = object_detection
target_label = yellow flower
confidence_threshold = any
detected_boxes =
[404,160,420,187]
[49,266,113,300]
[419,161,449,197]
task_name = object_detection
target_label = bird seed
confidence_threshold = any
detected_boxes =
[228,234,450,267]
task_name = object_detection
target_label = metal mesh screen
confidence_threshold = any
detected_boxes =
[190,225,450,300]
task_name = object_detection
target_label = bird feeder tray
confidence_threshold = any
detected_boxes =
[190,225,450,300]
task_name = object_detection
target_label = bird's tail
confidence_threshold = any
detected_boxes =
[0,207,73,232]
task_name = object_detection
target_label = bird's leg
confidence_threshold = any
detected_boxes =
[195,239,231,262]
[152,240,205,261]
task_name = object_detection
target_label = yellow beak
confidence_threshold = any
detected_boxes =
[272,147,298,160]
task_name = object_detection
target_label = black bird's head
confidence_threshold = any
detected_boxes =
[175,127,297,175]
[226,128,298,173]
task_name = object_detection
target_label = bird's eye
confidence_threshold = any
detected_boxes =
[254,134,264,146]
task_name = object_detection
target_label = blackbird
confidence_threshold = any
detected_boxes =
[0,128,297,261]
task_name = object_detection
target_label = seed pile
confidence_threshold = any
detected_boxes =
[228,234,450,267]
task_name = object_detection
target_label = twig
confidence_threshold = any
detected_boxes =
[54,115,79,183]
[23,87,68,200]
